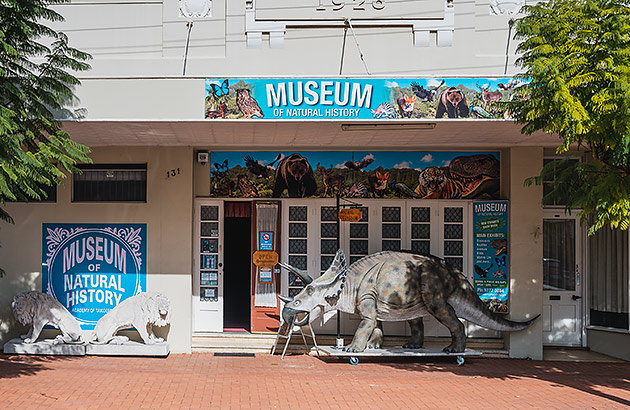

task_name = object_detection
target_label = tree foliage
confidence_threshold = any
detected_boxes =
[512,0,630,234]
[0,0,92,276]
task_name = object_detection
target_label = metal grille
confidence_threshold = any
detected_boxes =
[289,206,308,221]
[350,224,368,238]
[289,222,307,237]
[356,207,368,222]
[321,239,338,254]
[289,288,302,297]
[350,240,368,255]
[411,207,430,222]
[382,207,401,222]
[201,205,219,221]
[350,255,364,265]
[321,255,335,271]
[411,241,430,255]
[412,224,430,239]
[289,239,307,254]
[444,241,463,256]
[382,224,401,239]
[288,255,307,270]
[201,222,218,237]
[321,206,337,221]
[289,272,304,287]
[444,207,463,222]
[382,240,401,251]
[444,224,463,239]
[445,257,463,272]
[73,165,147,202]
[321,223,338,238]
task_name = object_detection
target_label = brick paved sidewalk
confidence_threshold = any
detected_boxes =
[0,353,628,409]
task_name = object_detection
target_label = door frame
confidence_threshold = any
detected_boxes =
[542,209,587,346]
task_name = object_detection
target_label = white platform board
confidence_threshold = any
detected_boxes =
[317,346,482,361]
[3,338,86,356]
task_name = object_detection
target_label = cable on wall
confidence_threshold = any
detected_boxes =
[183,21,194,76]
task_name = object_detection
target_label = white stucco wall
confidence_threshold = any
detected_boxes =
[0,146,194,353]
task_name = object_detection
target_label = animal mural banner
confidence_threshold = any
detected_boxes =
[42,224,147,330]
[472,201,509,313]
[205,78,521,120]
[209,151,500,199]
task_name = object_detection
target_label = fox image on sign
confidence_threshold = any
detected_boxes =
[278,250,538,353]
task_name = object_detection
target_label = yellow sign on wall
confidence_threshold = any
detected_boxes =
[338,208,363,222]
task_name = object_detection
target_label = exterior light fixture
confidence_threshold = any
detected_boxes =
[340,123,437,131]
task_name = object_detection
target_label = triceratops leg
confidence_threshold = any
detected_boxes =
[366,321,383,349]
[403,317,424,349]
[344,297,378,353]
[425,301,465,353]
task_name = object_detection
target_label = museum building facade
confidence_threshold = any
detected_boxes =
[0,0,628,361]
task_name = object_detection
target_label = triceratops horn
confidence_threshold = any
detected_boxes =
[278,262,314,285]
[278,295,293,304]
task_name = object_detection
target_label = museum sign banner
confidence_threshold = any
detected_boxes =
[205,77,520,120]
[42,224,147,330]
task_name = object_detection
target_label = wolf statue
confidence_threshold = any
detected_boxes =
[279,250,538,353]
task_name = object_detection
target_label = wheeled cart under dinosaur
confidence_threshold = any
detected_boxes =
[316,346,482,365]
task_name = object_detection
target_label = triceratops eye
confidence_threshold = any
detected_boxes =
[293,300,301,306]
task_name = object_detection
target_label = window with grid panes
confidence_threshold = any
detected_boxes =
[320,206,338,274]
[443,207,464,272]
[288,206,309,297]
[73,164,147,202]
[349,207,369,264]
[199,205,219,302]
[411,207,431,255]
[382,206,401,251]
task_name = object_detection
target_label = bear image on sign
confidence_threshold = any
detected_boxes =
[91,292,171,345]
[12,291,84,344]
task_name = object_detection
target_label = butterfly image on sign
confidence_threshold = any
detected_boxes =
[495,255,506,267]
[209,79,230,99]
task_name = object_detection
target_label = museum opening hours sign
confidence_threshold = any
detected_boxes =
[43,224,147,329]
[472,201,509,313]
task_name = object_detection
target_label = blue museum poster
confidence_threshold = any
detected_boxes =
[472,201,509,313]
[42,224,147,330]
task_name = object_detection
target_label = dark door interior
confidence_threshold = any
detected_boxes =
[223,214,251,331]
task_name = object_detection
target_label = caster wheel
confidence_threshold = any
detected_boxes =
[350,356,359,365]
[456,356,465,366]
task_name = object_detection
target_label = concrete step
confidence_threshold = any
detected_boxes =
[192,332,507,356]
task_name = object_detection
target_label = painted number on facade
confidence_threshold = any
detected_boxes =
[166,168,180,178]
[319,0,385,11]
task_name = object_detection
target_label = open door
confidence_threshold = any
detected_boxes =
[251,202,281,333]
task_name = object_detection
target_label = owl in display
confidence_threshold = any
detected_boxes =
[237,175,259,197]
[236,89,264,119]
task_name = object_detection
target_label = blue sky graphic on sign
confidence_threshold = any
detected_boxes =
[42,224,147,330]
[205,78,521,120]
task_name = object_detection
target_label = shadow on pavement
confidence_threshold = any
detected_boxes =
[0,353,77,380]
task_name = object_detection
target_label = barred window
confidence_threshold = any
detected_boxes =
[73,164,147,202]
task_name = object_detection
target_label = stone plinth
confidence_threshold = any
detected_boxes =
[86,341,170,357]
[3,338,86,356]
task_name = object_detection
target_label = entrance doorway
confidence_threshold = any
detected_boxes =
[542,212,584,346]
[223,203,252,331]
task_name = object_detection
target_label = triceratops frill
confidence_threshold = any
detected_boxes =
[278,250,538,353]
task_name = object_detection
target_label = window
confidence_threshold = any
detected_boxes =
[73,164,147,202]
[588,226,629,330]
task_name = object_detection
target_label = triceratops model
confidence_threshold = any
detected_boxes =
[279,250,538,353]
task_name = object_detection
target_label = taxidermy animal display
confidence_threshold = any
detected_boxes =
[272,153,317,198]
[435,87,470,118]
[410,80,445,102]
[236,88,264,118]
[316,163,345,197]
[279,250,538,353]
[91,292,171,345]
[396,94,416,118]
[12,291,84,344]
[371,102,397,119]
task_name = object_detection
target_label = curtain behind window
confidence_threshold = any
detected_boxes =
[588,226,629,329]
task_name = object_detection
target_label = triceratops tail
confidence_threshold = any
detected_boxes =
[449,284,539,332]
